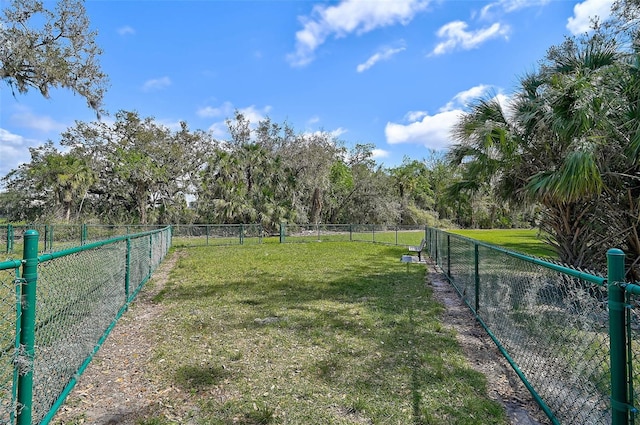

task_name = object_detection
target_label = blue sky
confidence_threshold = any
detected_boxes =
[0,0,615,179]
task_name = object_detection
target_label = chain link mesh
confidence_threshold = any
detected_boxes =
[33,242,127,422]
[0,227,172,424]
[0,227,7,255]
[629,297,640,422]
[258,224,426,245]
[172,224,262,247]
[284,224,352,243]
[0,266,20,424]
[429,230,611,424]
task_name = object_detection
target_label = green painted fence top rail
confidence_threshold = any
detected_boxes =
[0,259,23,270]
[621,282,640,295]
[439,229,607,286]
[37,226,171,262]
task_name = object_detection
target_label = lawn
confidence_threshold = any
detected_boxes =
[447,228,556,259]
[143,242,507,424]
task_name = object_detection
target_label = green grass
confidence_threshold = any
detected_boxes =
[145,242,507,424]
[447,228,556,259]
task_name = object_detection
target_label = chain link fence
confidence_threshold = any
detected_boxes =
[426,227,626,425]
[278,223,425,245]
[0,260,22,424]
[171,224,263,247]
[631,299,640,424]
[2,224,167,256]
[0,226,171,425]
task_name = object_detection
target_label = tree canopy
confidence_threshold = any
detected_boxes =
[448,0,640,276]
[2,111,485,231]
[1,0,108,111]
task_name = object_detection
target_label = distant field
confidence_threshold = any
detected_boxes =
[446,228,556,259]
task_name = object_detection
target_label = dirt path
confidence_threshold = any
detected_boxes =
[52,250,197,424]
[426,260,550,425]
[52,252,550,425]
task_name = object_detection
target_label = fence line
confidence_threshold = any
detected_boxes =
[0,226,171,425]
[14,222,620,423]
[2,223,430,252]
[425,227,638,425]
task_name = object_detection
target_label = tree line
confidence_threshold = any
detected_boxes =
[0,110,531,232]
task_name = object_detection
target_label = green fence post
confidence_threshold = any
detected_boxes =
[16,230,39,425]
[206,225,209,246]
[81,223,88,246]
[447,234,451,277]
[44,224,50,252]
[280,223,285,243]
[240,224,244,245]
[259,225,263,244]
[149,234,153,278]
[474,243,480,314]
[395,226,398,246]
[434,230,439,266]
[125,238,131,301]
[608,248,630,425]
[349,224,353,242]
[6,224,12,254]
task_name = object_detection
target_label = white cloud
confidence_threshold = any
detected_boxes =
[117,26,135,36]
[142,76,171,92]
[480,0,551,20]
[208,122,228,139]
[307,115,321,125]
[157,119,184,132]
[385,109,462,148]
[567,0,613,35]
[357,46,406,72]
[0,128,42,178]
[431,21,510,56]
[385,86,503,149]
[372,148,390,159]
[330,127,348,138]
[404,111,429,122]
[288,0,430,67]
[441,84,492,111]
[10,105,68,133]
[303,127,348,140]
[238,105,272,124]
[197,101,234,118]
[200,103,273,139]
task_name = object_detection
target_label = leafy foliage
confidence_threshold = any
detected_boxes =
[448,2,640,277]
[0,0,108,111]
[0,111,453,228]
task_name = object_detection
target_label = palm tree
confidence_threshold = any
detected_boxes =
[449,32,624,268]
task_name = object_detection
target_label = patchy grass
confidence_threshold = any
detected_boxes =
[147,242,507,424]
[447,228,556,259]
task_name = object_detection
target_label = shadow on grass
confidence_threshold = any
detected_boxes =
[174,363,230,390]
[157,244,505,424]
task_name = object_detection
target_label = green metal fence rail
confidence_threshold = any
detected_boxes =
[2,224,167,255]
[0,226,171,425]
[171,224,263,247]
[277,223,427,245]
[3,223,429,252]
[425,227,639,425]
